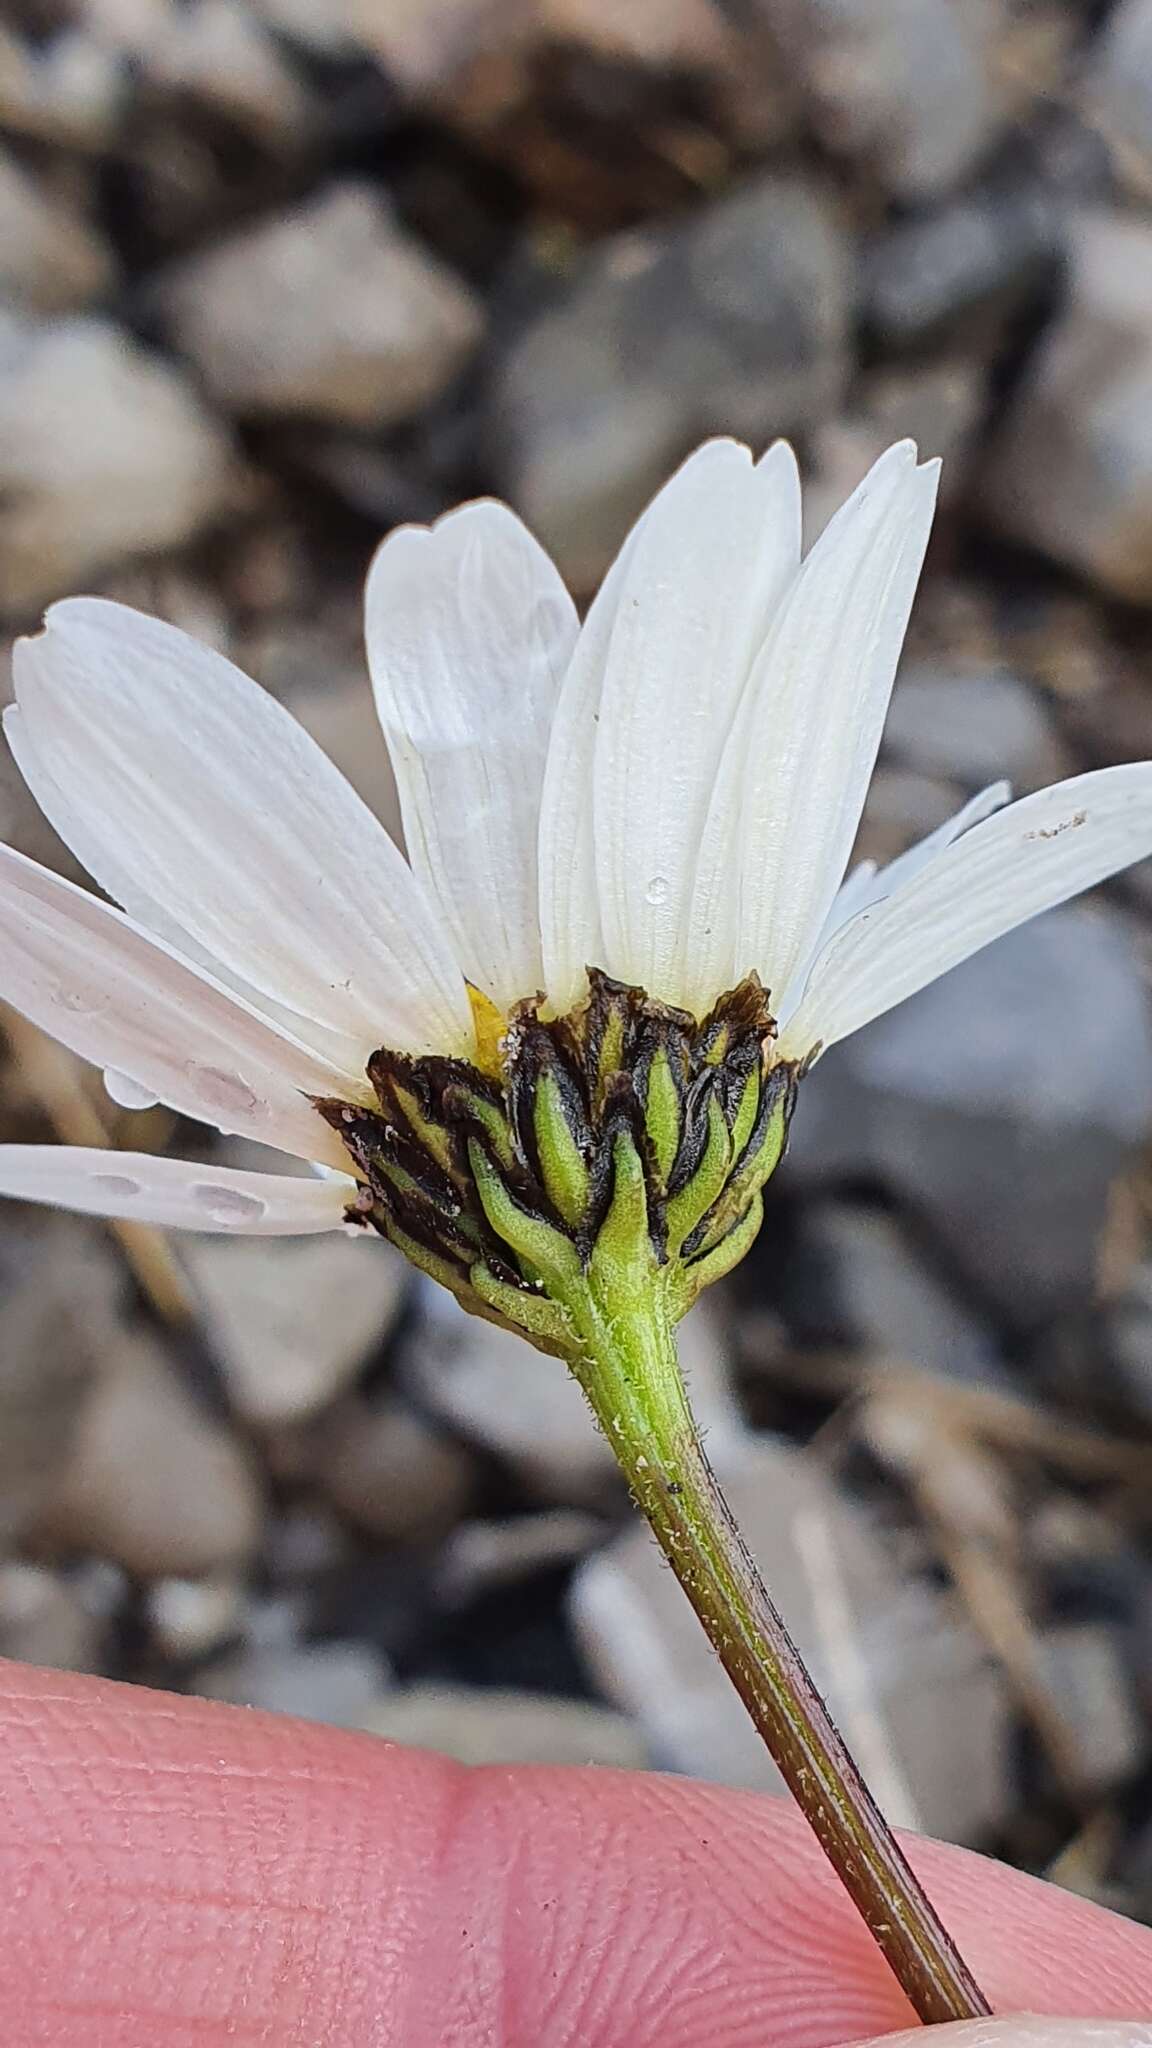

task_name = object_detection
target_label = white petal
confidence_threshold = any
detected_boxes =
[12,600,473,1059]
[703,443,939,1010]
[0,843,359,1167]
[775,782,1012,1024]
[590,440,803,1005]
[0,1147,357,1234]
[5,703,369,1076]
[859,779,1013,908]
[780,764,1152,1059]
[366,501,578,1012]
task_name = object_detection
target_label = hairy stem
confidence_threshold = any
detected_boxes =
[567,1282,992,2027]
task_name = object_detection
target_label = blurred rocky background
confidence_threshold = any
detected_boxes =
[5,0,1152,1917]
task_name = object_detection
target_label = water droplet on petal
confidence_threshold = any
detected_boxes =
[190,1066,262,1126]
[91,1172,142,1199]
[191,1183,266,1226]
[50,984,110,1017]
[645,876,670,907]
[103,1069,161,1112]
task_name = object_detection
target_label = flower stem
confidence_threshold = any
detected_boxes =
[567,1281,991,2027]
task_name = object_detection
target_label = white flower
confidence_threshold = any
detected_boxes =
[2,436,1152,1239]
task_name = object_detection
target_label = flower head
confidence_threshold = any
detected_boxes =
[3,438,1152,1344]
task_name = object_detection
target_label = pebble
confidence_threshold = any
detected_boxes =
[358,1684,647,1768]
[0,1562,103,1672]
[156,182,485,427]
[790,905,1152,1326]
[184,1230,407,1427]
[0,312,237,615]
[862,171,1064,352]
[572,1434,1008,1843]
[315,1395,480,1545]
[0,149,114,312]
[796,1201,1009,1388]
[0,1215,126,1547]
[756,0,999,201]
[405,1283,743,1505]
[200,1640,391,1722]
[1083,0,1152,203]
[882,661,1065,792]
[490,173,850,590]
[35,1332,263,1577]
[983,210,1152,605]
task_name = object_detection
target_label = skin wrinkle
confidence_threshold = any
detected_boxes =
[3,1666,1152,2046]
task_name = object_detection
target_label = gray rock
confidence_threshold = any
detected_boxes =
[0,1563,103,1672]
[755,0,999,200]
[199,1641,390,1723]
[572,1435,1008,1844]
[184,1231,407,1426]
[490,174,850,589]
[35,1332,263,1577]
[134,0,311,142]
[1042,1623,1145,1794]
[1083,0,1152,203]
[157,182,484,427]
[0,149,114,312]
[851,767,965,871]
[883,661,1064,792]
[405,1283,741,1504]
[359,1684,647,1769]
[790,905,1152,1325]
[982,210,1152,605]
[803,360,986,539]
[436,1510,604,1604]
[863,175,1064,350]
[0,1214,126,1546]
[805,1202,1008,1387]
[315,1395,479,1544]
[0,313,237,615]
[147,1574,245,1661]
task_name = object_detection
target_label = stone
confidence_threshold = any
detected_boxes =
[347,0,531,89]
[803,360,986,538]
[358,1685,647,1768]
[1042,1623,1144,1794]
[0,150,114,312]
[0,313,237,615]
[982,211,1152,605]
[572,1435,1008,1843]
[789,905,1152,1327]
[850,768,964,871]
[406,1282,743,1505]
[0,1214,126,1546]
[315,1395,479,1544]
[35,1332,262,1577]
[882,661,1065,792]
[0,1563,102,1672]
[135,0,311,141]
[157,182,484,427]
[798,1201,1008,1388]
[436,1509,604,1603]
[489,173,850,589]
[0,22,126,149]
[1084,0,1152,203]
[147,1574,245,1661]
[199,1641,390,1723]
[755,0,999,201]
[183,1231,407,1426]
[862,173,1064,351]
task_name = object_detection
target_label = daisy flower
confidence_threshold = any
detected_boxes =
[1,437,1150,1333]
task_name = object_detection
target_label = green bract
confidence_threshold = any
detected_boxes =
[318,970,796,1359]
